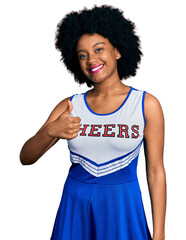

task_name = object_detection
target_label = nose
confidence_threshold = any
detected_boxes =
[87,53,97,66]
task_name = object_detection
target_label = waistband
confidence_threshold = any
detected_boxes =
[68,155,139,185]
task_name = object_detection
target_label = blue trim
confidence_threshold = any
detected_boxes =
[131,87,138,91]
[84,86,133,116]
[69,139,143,167]
[70,154,139,176]
[142,91,146,127]
[70,94,76,101]
[69,155,139,185]
[68,157,138,183]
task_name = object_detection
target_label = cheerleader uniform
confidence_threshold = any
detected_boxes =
[50,86,152,240]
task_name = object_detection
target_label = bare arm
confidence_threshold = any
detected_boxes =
[19,97,81,165]
[143,93,166,240]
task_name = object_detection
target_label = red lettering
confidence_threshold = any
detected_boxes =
[79,124,89,136]
[79,123,140,139]
[102,124,115,137]
[117,124,129,138]
[88,125,102,137]
[131,125,139,138]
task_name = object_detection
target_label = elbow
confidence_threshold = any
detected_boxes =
[20,158,29,166]
[147,166,166,177]
[147,167,166,187]
[19,155,29,165]
[19,152,37,165]
[19,152,26,165]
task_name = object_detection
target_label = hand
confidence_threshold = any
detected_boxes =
[48,100,81,140]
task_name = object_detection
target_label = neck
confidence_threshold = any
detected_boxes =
[92,76,127,96]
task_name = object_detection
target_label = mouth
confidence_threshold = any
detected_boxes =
[89,64,104,74]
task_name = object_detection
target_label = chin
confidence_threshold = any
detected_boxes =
[89,78,105,85]
[89,74,107,84]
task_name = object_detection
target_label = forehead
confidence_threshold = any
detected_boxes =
[76,33,112,50]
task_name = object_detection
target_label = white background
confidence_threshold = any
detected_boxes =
[0,0,185,239]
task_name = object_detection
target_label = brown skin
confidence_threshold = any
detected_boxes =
[19,99,81,165]
[20,33,166,239]
[144,93,166,240]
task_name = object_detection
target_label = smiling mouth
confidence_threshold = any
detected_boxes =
[89,64,104,74]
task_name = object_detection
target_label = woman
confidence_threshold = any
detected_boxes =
[20,5,166,240]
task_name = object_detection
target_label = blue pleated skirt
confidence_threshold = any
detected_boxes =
[50,163,152,240]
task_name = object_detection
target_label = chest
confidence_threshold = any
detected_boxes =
[68,90,145,164]
[85,94,128,115]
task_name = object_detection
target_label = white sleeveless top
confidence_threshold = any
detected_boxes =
[67,87,146,177]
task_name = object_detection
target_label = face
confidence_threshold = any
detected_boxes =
[76,33,121,84]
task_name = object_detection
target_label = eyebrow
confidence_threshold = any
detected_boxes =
[76,42,105,53]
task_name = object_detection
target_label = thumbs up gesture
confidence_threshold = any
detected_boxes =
[48,100,81,140]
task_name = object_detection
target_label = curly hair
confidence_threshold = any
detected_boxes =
[55,5,143,87]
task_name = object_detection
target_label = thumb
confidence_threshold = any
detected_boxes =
[64,100,73,115]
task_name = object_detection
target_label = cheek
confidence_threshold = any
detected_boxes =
[79,62,90,76]
[103,52,116,64]
[78,61,86,72]
[109,54,118,67]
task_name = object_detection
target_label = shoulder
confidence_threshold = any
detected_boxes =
[36,96,72,133]
[69,92,86,105]
[54,92,85,113]
[45,95,73,122]
[53,96,72,113]
[144,92,164,125]
[144,92,162,111]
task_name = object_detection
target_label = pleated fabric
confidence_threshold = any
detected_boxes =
[50,173,152,240]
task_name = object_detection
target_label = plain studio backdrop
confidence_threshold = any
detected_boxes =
[0,0,185,239]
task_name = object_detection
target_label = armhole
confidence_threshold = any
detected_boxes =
[70,94,76,101]
[70,92,85,102]
[142,91,146,127]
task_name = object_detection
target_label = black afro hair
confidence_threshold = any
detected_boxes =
[55,5,143,87]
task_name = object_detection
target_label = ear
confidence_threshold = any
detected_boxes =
[114,48,121,60]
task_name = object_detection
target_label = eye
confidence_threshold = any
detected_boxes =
[78,54,87,60]
[95,48,103,53]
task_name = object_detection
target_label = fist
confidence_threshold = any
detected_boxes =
[49,100,81,140]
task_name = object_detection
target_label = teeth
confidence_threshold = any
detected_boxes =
[90,65,103,72]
